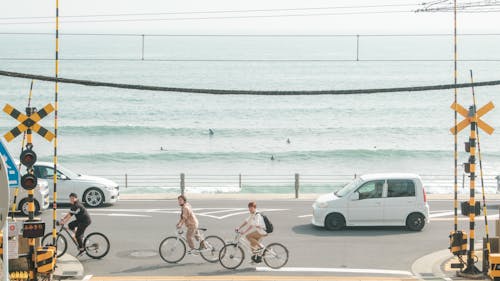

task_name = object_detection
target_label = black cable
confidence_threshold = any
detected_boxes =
[1,69,500,96]
[0,3,418,20]
[0,10,411,25]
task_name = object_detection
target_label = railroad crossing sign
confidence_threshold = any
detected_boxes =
[450,101,495,135]
[2,103,55,142]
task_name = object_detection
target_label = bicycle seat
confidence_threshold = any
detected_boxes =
[198,227,207,232]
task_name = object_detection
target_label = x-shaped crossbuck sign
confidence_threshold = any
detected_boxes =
[3,103,55,142]
[450,101,494,135]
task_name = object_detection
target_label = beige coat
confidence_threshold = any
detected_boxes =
[179,202,199,228]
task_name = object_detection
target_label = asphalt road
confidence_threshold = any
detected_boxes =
[39,198,500,279]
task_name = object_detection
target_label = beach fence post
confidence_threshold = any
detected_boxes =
[295,173,300,199]
[141,34,145,60]
[356,34,360,61]
[125,173,128,189]
[180,173,185,196]
[239,173,242,189]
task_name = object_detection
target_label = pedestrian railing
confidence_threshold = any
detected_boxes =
[93,173,500,198]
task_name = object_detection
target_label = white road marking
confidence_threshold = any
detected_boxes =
[81,275,93,281]
[88,208,287,219]
[298,214,312,218]
[429,211,455,218]
[256,267,413,276]
[432,214,499,221]
[90,213,151,218]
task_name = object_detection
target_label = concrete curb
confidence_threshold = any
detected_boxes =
[411,249,452,280]
[53,254,84,278]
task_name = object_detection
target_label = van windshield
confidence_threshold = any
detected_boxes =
[335,178,362,197]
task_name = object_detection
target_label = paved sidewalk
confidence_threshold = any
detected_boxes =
[54,254,84,279]
[86,276,417,281]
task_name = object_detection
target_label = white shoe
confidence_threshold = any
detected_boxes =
[188,249,199,256]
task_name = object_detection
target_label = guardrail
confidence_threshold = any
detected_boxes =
[93,173,500,198]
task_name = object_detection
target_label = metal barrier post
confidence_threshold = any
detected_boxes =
[180,173,185,196]
[125,173,128,189]
[239,174,242,189]
[295,173,300,199]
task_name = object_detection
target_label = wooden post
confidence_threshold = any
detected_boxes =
[239,174,242,189]
[295,173,300,199]
[180,173,185,196]
[125,173,128,189]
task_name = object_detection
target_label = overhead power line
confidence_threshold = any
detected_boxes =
[0,11,411,25]
[0,4,418,20]
[416,0,500,12]
[1,69,499,96]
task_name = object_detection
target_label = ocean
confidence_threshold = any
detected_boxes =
[1,33,500,194]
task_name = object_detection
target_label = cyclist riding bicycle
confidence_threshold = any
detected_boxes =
[60,193,92,256]
[237,201,267,257]
[176,195,202,255]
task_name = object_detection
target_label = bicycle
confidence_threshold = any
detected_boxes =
[159,227,225,263]
[41,221,110,259]
[218,229,289,269]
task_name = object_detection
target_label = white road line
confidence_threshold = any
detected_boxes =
[81,275,93,281]
[256,267,413,276]
[90,213,151,218]
[298,214,312,218]
[432,214,499,221]
[429,211,455,218]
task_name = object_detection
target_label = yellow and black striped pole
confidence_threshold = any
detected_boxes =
[25,110,36,281]
[53,0,60,246]
[470,70,491,268]
[452,0,459,233]
[464,104,480,275]
[10,80,34,218]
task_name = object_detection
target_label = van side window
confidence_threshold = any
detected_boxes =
[387,180,415,198]
[356,180,384,200]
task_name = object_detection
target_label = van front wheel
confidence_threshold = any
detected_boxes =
[325,213,345,231]
[406,213,425,231]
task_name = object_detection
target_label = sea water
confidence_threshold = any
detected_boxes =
[1,34,500,193]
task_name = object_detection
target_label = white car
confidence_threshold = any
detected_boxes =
[8,178,50,216]
[312,173,430,231]
[32,162,119,207]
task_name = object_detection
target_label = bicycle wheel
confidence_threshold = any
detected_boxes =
[84,232,110,259]
[263,242,289,269]
[199,235,225,263]
[41,233,67,258]
[159,236,186,263]
[219,243,245,270]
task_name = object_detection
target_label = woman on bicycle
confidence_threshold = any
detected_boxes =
[60,193,92,256]
[237,201,267,254]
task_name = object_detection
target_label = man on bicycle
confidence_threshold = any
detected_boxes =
[176,195,201,255]
[60,193,92,256]
[237,201,266,254]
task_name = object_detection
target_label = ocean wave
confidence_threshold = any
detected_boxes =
[45,149,500,163]
[5,125,445,137]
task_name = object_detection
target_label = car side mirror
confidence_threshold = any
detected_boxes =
[351,192,359,201]
[58,174,68,180]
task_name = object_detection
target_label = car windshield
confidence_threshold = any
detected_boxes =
[335,178,362,197]
[57,165,80,179]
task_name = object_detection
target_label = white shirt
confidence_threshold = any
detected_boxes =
[245,212,266,235]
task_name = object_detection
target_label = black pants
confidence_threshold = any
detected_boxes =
[68,221,90,249]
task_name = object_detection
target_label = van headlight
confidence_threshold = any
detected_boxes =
[316,201,328,208]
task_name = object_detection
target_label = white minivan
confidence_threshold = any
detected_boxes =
[312,173,430,231]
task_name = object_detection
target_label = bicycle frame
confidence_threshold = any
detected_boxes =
[230,231,265,256]
[56,224,79,248]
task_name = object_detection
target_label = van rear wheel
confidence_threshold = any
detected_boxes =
[325,213,345,231]
[406,213,425,231]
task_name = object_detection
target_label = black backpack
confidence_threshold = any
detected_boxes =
[258,212,274,233]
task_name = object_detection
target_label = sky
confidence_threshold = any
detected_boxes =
[0,0,499,34]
